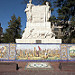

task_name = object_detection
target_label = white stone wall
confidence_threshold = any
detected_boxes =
[32,6,46,23]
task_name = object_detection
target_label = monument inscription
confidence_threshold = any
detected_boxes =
[36,40,41,43]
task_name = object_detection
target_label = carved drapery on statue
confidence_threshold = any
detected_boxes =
[23,1,55,39]
[25,1,51,23]
[46,2,51,22]
[25,4,32,22]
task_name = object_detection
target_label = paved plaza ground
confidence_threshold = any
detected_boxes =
[0,61,75,75]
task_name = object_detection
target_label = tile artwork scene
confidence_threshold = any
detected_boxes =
[16,44,61,60]
[0,44,75,61]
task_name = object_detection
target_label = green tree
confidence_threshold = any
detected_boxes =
[3,14,22,43]
[54,0,75,43]
[54,0,75,19]
[49,15,57,23]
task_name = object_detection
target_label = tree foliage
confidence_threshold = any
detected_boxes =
[3,14,22,43]
[55,0,75,21]
[54,0,75,43]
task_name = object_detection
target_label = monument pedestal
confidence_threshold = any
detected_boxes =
[16,22,62,43]
[16,1,62,43]
[16,39,62,43]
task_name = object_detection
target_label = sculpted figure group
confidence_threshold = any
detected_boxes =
[23,0,55,39]
[25,0,51,23]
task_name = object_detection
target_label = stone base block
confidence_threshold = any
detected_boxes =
[16,39,62,43]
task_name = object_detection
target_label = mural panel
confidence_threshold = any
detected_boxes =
[0,44,74,61]
[67,44,75,60]
[16,44,61,60]
[9,44,16,60]
[60,44,68,60]
[0,44,9,60]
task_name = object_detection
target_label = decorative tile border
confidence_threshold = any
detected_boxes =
[9,44,16,60]
[67,44,75,60]
[0,44,9,60]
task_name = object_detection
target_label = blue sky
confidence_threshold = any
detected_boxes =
[0,0,58,32]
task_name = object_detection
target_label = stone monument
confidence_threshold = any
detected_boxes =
[16,0,62,43]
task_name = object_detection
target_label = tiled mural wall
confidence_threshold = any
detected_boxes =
[16,44,61,60]
[0,44,9,60]
[0,44,75,61]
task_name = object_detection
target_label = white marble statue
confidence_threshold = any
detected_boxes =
[25,0,33,22]
[29,0,32,3]
[25,1,51,23]
[16,1,62,43]
[46,2,51,22]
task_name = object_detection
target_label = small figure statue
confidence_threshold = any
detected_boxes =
[46,2,51,22]
[25,0,32,22]
[29,0,32,4]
